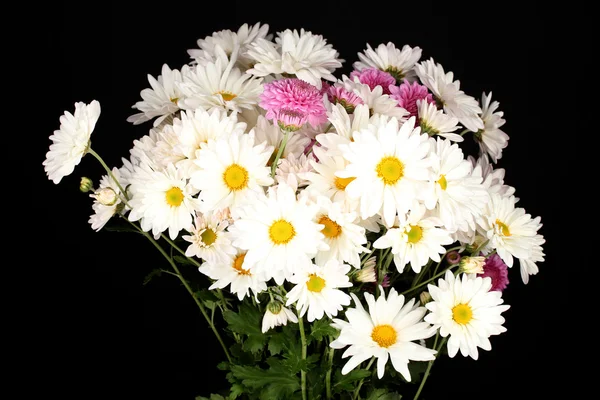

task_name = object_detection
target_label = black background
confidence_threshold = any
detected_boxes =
[24,1,586,399]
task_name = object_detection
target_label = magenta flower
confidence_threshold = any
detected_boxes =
[275,109,307,133]
[389,80,434,117]
[259,78,327,128]
[350,67,396,95]
[326,85,364,113]
[478,253,510,292]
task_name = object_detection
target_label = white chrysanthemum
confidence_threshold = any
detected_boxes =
[262,302,298,333]
[275,152,314,192]
[373,203,454,273]
[127,64,186,127]
[44,100,100,184]
[178,52,263,114]
[246,28,343,88]
[199,250,268,301]
[182,210,236,263]
[253,115,311,161]
[338,116,432,227]
[417,100,462,142]
[88,167,129,232]
[150,123,186,168]
[476,193,545,281]
[341,76,408,121]
[188,23,271,70]
[475,92,509,163]
[425,270,510,360]
[285,259,352,322]
[173,108,247,177]
[317,103,371,156]
[414,58,483,132]
[353,43,422,83]
[518,236,546,284]
[469,154,516,198]
[228,183,327,285]
[127,163,201,240]
[191,131,274,212]
[422,137,489,233]
[330,287,437,381]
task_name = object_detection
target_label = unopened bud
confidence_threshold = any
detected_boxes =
[459,256,486,274]
[356,264,377,283]
[93,187,118,206]
[445,250,461,265]
[267,301,283,315]
[80,177,94,193]
[419,291,432,305]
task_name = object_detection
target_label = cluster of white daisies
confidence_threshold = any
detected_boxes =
[44,23,545,382]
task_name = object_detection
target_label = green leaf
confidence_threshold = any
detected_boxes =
[243,333,267,355]
[230,365,300,398]
[142,268,162,285]
[174,255,198,266]
[228,384,245,399]
[267,333,286,355]
[365,388,402,400]
[333,369,372,393]
[223,302,263,336]
[309,318,339,342]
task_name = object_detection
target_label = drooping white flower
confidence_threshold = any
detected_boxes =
[417,99,462,142]
[88,167,129,232]
[353,43,422,83]
[475,92,509,163]
[253,115,311,161]
[262,302,298,333]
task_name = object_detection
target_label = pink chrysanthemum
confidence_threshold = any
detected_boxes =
[275,109,307,133]
[259,78,327,128]
[349,67,396,95]
[326,85,364,113]
[478,253,510,292]
[389,80,435,117]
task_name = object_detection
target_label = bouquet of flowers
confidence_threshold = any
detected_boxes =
[43,22,546,400]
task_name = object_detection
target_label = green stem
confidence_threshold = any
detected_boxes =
[271,131,290,178]
[87,148,130,202]
[400,265,457,296]
[326,345,335,400]
[413,334,447,400]
[126,219,232,363]
[297,312,307,400]
[433,245,463,276]
[352,357,375,400]
[459,128,471,136]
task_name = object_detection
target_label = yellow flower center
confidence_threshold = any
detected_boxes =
[437,174,447,190]
[452,303,473,325]
[223,164,249,191]
[170,97,179,104]
[200,228,217,246]
[495,219,511,236]
[376,156,404,185]
[165,187,184,207]
[306,273,326,292]
[268,219,296,245]
[406,225,423,244]
[319,216,342,239]
[232,253,251,275]
[216,91,237,101]
[371,324,397,348]
[334,176,355,190]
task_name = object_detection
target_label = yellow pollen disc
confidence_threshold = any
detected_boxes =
[306,273,326,292]
[217,91,237,101]
[232,253,251,275]
[319,216,342,239]
[376,156,404,185]
[170,97,179,104]
[200,228,217,246]
[334,176,355,190]
[371,324,397,348]
[165,187,184,207]
[406,225,423,244]
[495,219,511,236]
[437,174,447,190]
[452,303,473,325]
[223,164,249,191]
[268,219,296,245]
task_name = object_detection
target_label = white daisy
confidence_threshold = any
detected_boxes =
[228,183,327,285]
[182,210,236,263]
[518,236,546,284]
[253,114,311,163]
[341,76,408,121]
[417,99,462,142]
[414,58,484,133]
[425,270,510,360]
[373,203,454,273]
[246,28,343,88]
[338,116,432,228]
[199,250,268,301]
[126,64,186,127]
[88,167,129,232]
[150,123,186,168]
[44,100,100,184]
[353,42,422,83]
[275,152,314,192]
[190,131,274,212]
[285,259,352,322]
[317,103,371,156]
[475,92,509,163]
[262,302,298,333]
[469,154,516,198]
[127,163,201,240]
[330,287,437,381]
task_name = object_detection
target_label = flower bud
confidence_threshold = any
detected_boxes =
[459,256,486,274]
[79,177,94,193]
[267,301,283,315]
[356,264,377,283]
[93,187,118,206]
[445,250,461,265]
[419,291,432,305]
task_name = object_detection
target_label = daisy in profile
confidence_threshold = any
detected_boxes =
[182,210,237,263]
[474,92,509,162]
[199,249,268,301]
[88,167,129,232]
[275,152,314,192]
[262,301,298,333]
[190,131,274,212]
[340,75,409,121]
[469,154,516,198]
[285,259,352,322]
[246,28,343,89]
[317,103,370,157]
[127,64,186,127]
[417,100,462,142]
[330,287,437,381]
[353,43,422,83]
[44,100,100,184]
[253,115,311,164]
[228,183,327,285]
[373,203,454,273]
[337,116,432,227]
[414,58,484,133]
[425,270,510,360]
